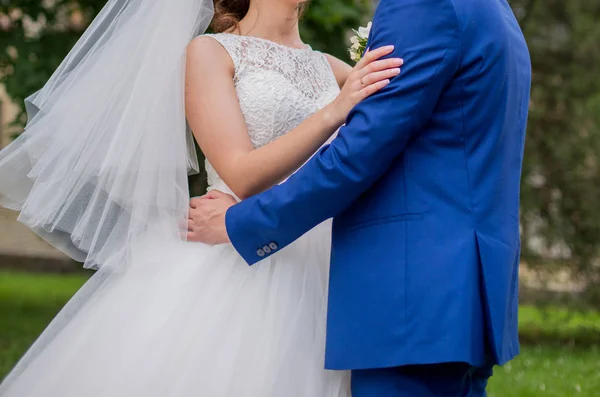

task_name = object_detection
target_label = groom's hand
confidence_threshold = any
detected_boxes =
[187,190,236,245]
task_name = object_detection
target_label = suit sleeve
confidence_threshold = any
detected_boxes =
[226,0,462,265]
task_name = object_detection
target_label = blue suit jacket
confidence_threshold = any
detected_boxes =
[226,0,531,370]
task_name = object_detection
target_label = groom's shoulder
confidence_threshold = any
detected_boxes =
[375,0,510,39]
[374,0,462,28]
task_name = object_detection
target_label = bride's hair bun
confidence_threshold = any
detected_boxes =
[211,0,309,33]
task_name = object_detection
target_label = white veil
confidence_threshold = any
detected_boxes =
[0,0,214,270]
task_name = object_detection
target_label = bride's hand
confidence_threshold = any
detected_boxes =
[327,45,403,126]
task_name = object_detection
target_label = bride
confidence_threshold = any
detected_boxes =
[0,0,401,395]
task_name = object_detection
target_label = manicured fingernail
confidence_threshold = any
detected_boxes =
[393,58,404,66]
[392,68,401,74]
[383,45,394,50]
[383,79,391,84]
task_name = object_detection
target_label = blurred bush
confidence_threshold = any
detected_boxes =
[512,0,600,305]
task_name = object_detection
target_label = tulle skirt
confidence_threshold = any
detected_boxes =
[0,220,350,396]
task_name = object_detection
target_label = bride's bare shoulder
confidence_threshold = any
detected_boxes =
[324,54,352,88]
[187,36,234,75]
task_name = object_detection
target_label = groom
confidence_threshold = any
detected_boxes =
[188,0,531,395]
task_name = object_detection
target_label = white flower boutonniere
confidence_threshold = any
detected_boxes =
[348,21,372,63]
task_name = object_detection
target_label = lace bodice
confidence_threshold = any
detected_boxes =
[202,33,340,192]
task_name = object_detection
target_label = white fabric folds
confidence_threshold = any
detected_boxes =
[0,220,349,396]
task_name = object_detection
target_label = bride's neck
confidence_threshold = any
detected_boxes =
[238,2,303,48]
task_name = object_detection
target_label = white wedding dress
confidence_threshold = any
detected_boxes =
[0,34,350,397]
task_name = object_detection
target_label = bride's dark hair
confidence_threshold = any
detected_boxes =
[211,0,309,33]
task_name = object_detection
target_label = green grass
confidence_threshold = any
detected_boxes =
[0,270,599,395]
[488,345,600,397]
[0,270,90,377]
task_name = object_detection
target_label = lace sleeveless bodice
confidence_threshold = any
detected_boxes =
[202,33,341,192]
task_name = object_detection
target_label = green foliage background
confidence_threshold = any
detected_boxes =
[1,0,600,303]
[511,0,600,304]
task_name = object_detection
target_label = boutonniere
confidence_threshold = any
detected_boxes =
[348,21,372,63]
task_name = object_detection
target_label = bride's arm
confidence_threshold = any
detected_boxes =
[325,54,353,88]
[185,37,401,200]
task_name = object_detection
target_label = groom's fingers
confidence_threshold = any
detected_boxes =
[178,218,190,231]
[205,189,229,199]
[180,229,191,240]
[190,197,203,208]
[189,191,222,208]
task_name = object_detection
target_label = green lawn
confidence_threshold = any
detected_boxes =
[1,270,599,395]
[0,270,89,376]
[488,345,600,396]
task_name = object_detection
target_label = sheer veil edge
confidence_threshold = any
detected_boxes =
[0,0,215,270]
